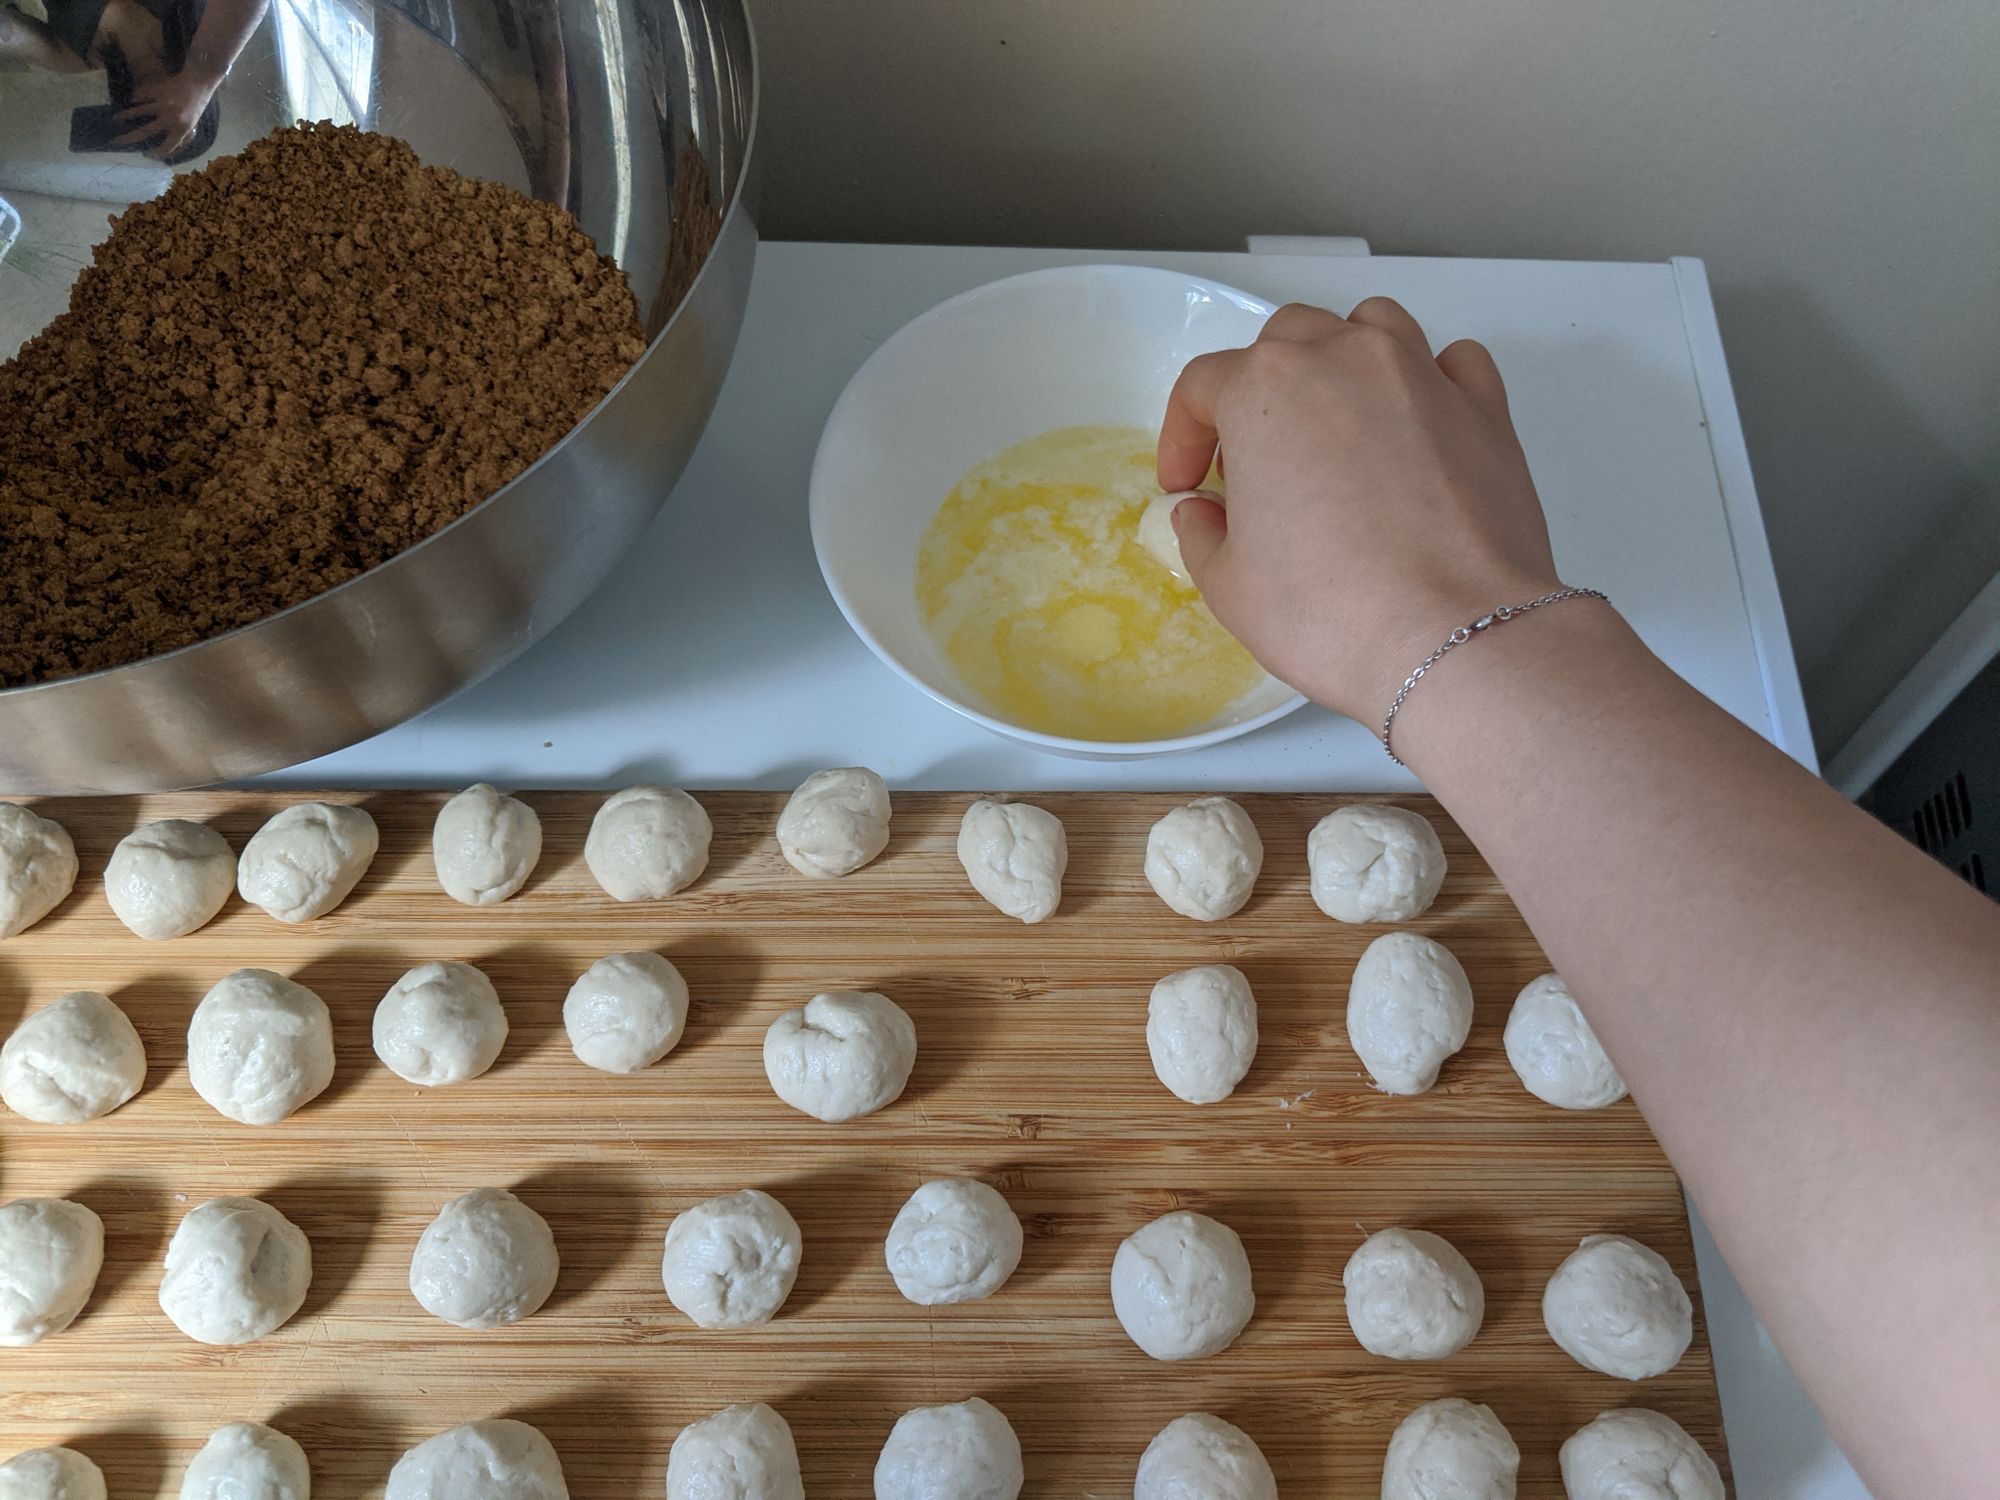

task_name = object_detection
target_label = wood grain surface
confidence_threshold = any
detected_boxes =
[0,792,1727,1497]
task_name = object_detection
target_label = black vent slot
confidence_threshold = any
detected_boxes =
[1911,772,1974,857]
[1858,648,1995,904]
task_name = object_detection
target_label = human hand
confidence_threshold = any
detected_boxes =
[1158,298,1563,724]
[110,68,217,159]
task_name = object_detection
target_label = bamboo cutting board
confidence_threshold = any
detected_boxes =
[0,792,1726,1497]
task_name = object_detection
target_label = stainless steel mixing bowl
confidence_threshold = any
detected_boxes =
[0,0,756,793]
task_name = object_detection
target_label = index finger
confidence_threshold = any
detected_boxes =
[1157,347,1245,492]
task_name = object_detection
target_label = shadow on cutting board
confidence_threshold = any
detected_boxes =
[270,1391,410,1496]
[504,1385,646,1500]
[511,1164,650,1313]
[264,1172,384,1321]
[68,1422,170,1498]
[71,1173,171,1312]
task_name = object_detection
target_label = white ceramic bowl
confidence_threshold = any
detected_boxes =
[809,263,1306,759]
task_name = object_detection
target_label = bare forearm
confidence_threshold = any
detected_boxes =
[186,0,264,81]
[1152,294,1996,1489]
[1399,604,2000,1497]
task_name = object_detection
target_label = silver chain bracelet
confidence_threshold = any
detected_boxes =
[1381,587,1609,766]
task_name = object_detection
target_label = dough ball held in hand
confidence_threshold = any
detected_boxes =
[386,1420,568,1500]
[661,1188,802,1329]
[374,962,508,1087]
[0,991,146,1123]
[1111,1210,1254,1361]
[884,1178,1023,1306]
[776,767,889,878]
[585,787,711,900]
[1137,491,1202,584]
[0,1198,103,1345]
[1543,1234,1693,1379]
[0,803,77,940]
[873,1398,1022,1500]
[666,1403,803,1500]
[1342,1227,1484,1359]
[158,1196,311,1346]
[1381,1398,1519,1500]
[179,1423,310,1500]
[1307,803,1446,923]
[956,799,1066,922]
[237,802,378,923]
[1147,964,1258,1105]
[433,785,541,906]
[1347,931,1474,1094]
[0,1447,105,1500]
[763,991,916,1123]
[188,969,335,1126]
[105,819,234,939]
[1135,1413,1276,1500]
[1560,1409,1723,1500]
[1145,797,1262,921]
[1505,973,1627,1109]
[563,952,688,1073]
[410,1187,558,1329]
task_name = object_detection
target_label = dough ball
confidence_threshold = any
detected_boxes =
[1504,973,1627,1110]
[1136,492,1198,584]
[1559,1409,1723,1500]
[661,1189,802,1328]
[105,819,235,939]
[385,1420,568,1500]
[776,767,890,879]
[763,991,916,1123]
[433,784,541,906]
[0,990,146,1124]
[236,802,379,923]
[563,951,688,1073]
[409,1187,559,1330]
[1144,797,1262,921]
[1342,1227,1484,1360]
[0,1198,104,1345]
[158,1196,311,1345]
[188,969,335,1126]
[179,1422,310,1500]
[0,1447,105,1500]
[1346,931,1474,1095]
[884,1178,1023,1306]
[872,1398,1022,1500]
[0,804,77,941]
[1542,1235,1693,1380]
[373,961,508,1087]
[1110,1210,1254,1361]
[956,800,1066,923]
[1381,1398,1519,1500]
[1135,1412,1276,1500]
[666,1403,803,1500]
[1146,964,1258,1105]
[585,786,711,900]
[1307,803,1447,923]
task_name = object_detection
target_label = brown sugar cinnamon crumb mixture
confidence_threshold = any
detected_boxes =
[0,122,646,689]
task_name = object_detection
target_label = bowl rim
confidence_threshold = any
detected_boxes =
[807,261,1310,758]
[0,2,762,709]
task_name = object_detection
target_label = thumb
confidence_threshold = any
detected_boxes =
[1169,490,1228,588]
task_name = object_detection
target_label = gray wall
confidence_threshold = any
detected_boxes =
[752,0,2000,758]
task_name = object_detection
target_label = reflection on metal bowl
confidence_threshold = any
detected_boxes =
[0,0,756,793]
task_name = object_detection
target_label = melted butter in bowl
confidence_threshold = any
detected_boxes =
[810,263,1306,757]
[916,425,1263,742]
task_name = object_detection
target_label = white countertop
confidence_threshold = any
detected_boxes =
[276,240,1865,1498]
